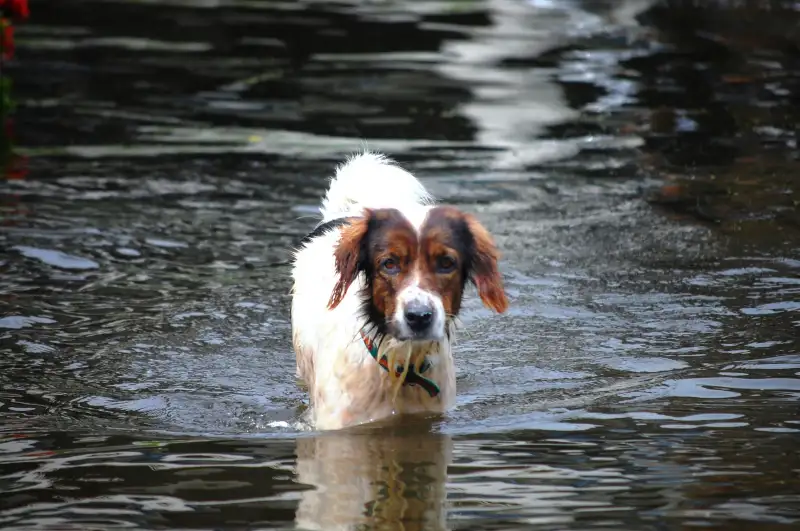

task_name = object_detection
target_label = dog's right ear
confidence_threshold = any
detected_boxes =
[327,210,371,310]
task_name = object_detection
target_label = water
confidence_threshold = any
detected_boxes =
[1,0,799,529]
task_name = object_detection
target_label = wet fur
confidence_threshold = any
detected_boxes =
[291,152,507,430]
[328,206,507,345]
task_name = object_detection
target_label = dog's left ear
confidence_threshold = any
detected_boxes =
[327,211,371,310]
[464,214,509,313]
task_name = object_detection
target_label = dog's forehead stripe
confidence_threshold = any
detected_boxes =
[366,205,471,250]
[419,206,468,244]
[368,208,418,251]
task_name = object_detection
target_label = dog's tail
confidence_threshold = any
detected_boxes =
[319,151,434,222]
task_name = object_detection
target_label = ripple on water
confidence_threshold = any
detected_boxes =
[741,301,800,315]
[11,246,100,270]
[0,316,57,330]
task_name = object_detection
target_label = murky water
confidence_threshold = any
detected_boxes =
[2,0,799,529]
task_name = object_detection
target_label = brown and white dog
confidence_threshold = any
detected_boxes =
[291,152,508,430]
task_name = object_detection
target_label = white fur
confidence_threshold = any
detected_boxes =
[291,151,456,430]
[393,283,446,341]
[319,152,434,223]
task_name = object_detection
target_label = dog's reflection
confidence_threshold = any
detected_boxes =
[295,421,452,531]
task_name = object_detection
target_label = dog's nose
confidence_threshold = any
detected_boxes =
[404,303,433,332]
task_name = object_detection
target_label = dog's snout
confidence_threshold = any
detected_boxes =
[404,302,433,332]
[395,285,444,341]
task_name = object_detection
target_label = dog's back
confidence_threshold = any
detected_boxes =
[318,152,434,222]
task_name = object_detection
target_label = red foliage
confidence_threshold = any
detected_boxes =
[0,0,29,59]
[0,0,29,20]
[0,0,29,181]
[1,21,13,60]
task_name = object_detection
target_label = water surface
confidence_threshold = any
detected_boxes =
[1,0,799,529]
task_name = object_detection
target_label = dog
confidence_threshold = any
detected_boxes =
[291,152,508,430]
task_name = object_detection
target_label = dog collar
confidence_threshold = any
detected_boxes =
[359,329,440,398]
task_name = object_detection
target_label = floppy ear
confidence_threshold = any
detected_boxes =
[327,212,371,310]
[464,214,509,313]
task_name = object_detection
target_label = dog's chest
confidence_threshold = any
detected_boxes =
[312,347,456,430]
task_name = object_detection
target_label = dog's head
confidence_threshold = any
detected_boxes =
[327,205,508,342]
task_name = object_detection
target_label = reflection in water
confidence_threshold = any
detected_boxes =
[436,0,655,170]
[296,424,450,531]
[1,0,800,529]
[437,0,582,169]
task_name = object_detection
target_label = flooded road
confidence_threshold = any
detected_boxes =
[1,0,799,529]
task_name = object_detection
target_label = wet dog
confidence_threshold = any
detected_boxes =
[291,152,508,430]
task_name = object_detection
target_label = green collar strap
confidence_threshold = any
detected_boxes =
[359,329,440,398]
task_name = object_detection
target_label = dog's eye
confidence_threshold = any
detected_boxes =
[381,257,400,274]
[436,255,457,273]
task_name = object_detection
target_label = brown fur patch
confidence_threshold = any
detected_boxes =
[420,206,508,314]
[328,215,370,310]
[328,206,508,325]
[364,209,418,321]
[463,213,508,312]
[328,209,419,324]
[418,223,467,317]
